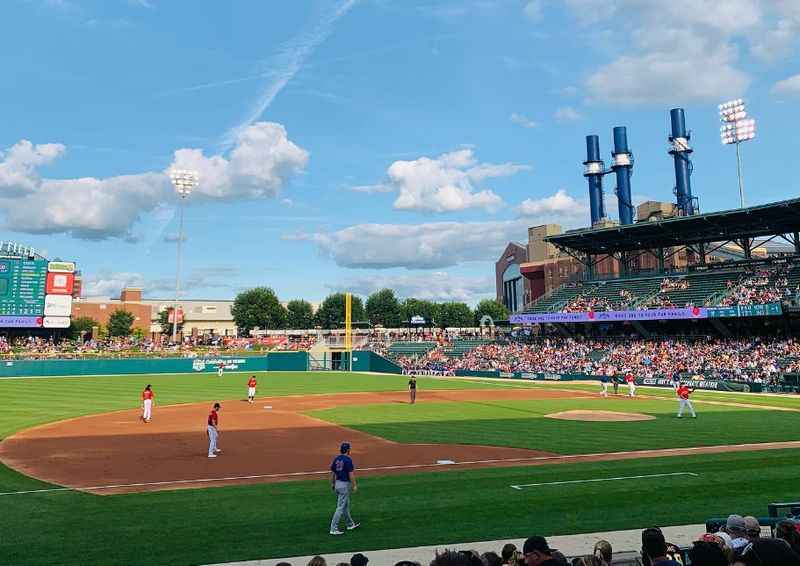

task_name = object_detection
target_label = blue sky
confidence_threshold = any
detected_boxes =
[1,0,799,304]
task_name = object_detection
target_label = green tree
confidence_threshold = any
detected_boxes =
[365,288,401,327]
[286,299,315,329]
[69,316,97,340]
[107,310,135,337]
[437,302,474,328]
[231,287,287,334]
[473,299,509,326]
[314,293,365,329]
[400,298,438,325]
[158,308,184,335]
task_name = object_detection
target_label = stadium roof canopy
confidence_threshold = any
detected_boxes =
[545,197,800,255]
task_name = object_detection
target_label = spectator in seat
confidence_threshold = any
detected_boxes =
[732,538,800,566]
[501,544,520,566]
[641,528,681,566]
[776,520,800,556]
[744,516,761,542]
[308,558,327,566]
[522,536,564,565]
[351,554,369,566]
[687,540,728,566]
[430,550,471,566]
[724,514,751,553]
[482,551,502,566]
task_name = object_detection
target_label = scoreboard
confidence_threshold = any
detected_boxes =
[0,254,75,328]
[0,258,48,316]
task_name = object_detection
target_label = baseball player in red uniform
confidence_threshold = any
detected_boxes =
[247,376,257,404]
[625,372,636,397]
[141,384,154,423]
[676,383,697,418]
[207,403,222,457]
[217,362,225,377]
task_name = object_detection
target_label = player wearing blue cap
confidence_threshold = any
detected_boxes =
[329,441,359,535]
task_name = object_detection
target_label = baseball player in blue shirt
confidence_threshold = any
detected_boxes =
[329,441,359,535]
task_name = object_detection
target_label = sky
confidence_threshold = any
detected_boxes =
[1,0,799,305]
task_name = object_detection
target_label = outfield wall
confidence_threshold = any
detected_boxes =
[449,369,762,392]
[0,350,403,378]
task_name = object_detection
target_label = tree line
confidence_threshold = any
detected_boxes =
[231,287,509,334]
[64,288,510,338]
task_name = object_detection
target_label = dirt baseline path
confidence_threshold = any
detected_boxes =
[0,389,588,494]
[3,388,800,496]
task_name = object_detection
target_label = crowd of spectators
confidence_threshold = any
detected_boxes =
[721,266,795,307]
[270,517,800,565]
[0,333,318,360]
[393,336,800,382]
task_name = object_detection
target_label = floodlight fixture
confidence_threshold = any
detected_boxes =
[167,169,199,343]
[719,98,756,208]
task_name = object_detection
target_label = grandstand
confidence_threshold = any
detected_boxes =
[515,198,800,333]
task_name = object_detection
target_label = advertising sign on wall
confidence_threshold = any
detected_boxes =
[43,316,71,328]
[45,272,75,295]
[44,295,73,317]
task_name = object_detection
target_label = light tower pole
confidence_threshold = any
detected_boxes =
[168,170,199,343]
[719,99,756,208]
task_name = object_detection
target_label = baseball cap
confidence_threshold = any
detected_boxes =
[523,536,554,555]
[340,442,351,453]
[726,514,746,533]
[350,552,369,566]
[743,516,760,535]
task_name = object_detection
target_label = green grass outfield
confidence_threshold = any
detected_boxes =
[2,371,800,565]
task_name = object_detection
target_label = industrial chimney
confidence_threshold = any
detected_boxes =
[669,108,696,216]
[611,126,634,224]
[584,135,606,225]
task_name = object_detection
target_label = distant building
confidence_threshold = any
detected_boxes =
[74,288,238,338]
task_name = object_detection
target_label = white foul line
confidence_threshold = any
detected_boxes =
[510,471,698,490]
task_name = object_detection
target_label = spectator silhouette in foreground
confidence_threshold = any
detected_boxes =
[732,538,800,565]
[641,528,681,566]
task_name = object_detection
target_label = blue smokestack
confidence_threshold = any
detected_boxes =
[669,108,696,216]
[584,135,606,225]
[611,126,634,225]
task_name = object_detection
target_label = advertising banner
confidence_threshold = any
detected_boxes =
[45,272,75,295]
[44,295,72,317]
[511,303,783,324]
[47,261,76,273]
[0,315,42,328]
[511,307,706,324]
[43,316,71,328]
[636,376,752,392]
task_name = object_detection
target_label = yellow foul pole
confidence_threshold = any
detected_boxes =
[345,292,352,370]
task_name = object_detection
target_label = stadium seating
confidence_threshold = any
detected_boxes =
[386,341,437,361]
[442,339,492,359]
[524,263,800,313]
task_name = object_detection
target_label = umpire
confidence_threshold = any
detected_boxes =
[329,441,360,535]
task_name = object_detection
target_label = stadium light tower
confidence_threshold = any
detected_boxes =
[719,98,756,208]
[168,169,199,343]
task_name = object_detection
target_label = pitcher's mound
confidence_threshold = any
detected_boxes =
[546,410,655,422]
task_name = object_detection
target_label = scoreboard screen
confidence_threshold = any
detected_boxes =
[0,258,48,317]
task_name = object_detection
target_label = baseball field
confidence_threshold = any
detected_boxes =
[2,371,800,565]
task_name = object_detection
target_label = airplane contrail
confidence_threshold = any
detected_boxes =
[220,0,359,150]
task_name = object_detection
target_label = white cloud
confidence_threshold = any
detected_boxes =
[290,190,584,269]
[554,106,582,121]
[523,0,543,22]
[564,0,799,104]
[0,122,308,239]
[172,122,308,200]
[348,183,393,194]
[586,36,750,104]
[328,272,494,303]
[82,268,238,298]
[772,74,800,96]
[0,140,65,197]
[517,189,587,217]
[388,149,528,213]
[510,113,538,128]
